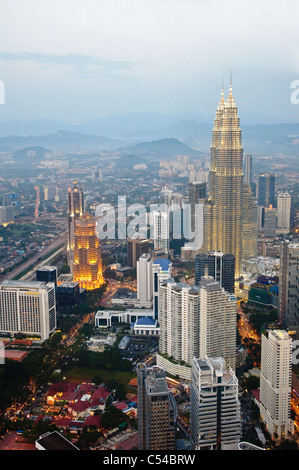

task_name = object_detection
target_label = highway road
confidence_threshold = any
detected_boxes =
[0,234,66,283]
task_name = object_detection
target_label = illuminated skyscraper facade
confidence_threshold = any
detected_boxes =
[73,212,104,291]
[202,83,256,278]
[0,280,56,342]
[67,182,84,269]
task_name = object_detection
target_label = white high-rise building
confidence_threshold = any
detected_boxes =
[259,329,294,439]
[277,192,291,234]
[191,357,241,450]
[199,274,237,372]
[158,279,200,368]
[152,258,172,320]
[0,280,56,342]
[153,211,169,253]
[137,253,153,305]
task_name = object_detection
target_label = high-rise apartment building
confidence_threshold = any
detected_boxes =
[157,270,237,378]
[0,280,56,342]
[259,329,294,439]
[195,251,235,294]
[158,279,200,368]
[191,357,241,450]
[136,254,172,314]
[127,236,149,268]
[73,212,104,291]
[137,363,177,451]
[199,274,237,371]
[153,211,169,253]
[277,192,291,234]
[152,258,172,320]
[279,241,299,330]
[137,253,153,305]
[201,84,246,278]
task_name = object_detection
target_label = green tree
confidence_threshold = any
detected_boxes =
[101,406,130,430]
[23,420,59,444]
[92,375,103,386]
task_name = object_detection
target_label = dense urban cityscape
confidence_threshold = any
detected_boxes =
[1,0,299,459]
[0,81,299,455]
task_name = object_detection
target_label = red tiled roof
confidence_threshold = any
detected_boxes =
[129,378,138,387]
[129,395,138,403]
[251,388,260,401]
[69,400,91,412]
[114,402,128,411]
[11,339,33,346]
[69,421,85,429]
[47,382,79,402]
[84,414,102,429]
[4,350,27,362]
[90,387,110,407]
[115,434,138,450]
[51,417,72,428]
[76,383,94,395]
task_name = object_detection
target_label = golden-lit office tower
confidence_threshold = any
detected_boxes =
[73,212,104,291]
[204,83,244,278]
[67,182,84,252]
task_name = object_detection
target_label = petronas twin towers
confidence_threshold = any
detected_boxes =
[202,81,257,279]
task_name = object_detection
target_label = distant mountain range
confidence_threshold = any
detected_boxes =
[0,130,125,153]
[0,112,299,156]
[124,137,203,158]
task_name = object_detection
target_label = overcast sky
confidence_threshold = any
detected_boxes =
[0,0,299,124]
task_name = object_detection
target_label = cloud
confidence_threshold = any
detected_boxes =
[0,51,137,75]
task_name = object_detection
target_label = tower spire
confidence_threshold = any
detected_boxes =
[227,70,235,107]
[218,76,225,109]
[228,70,233,97]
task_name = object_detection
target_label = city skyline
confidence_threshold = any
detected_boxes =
[0,0,299,454]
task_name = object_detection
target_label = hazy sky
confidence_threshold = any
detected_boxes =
[0,0,299,124]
